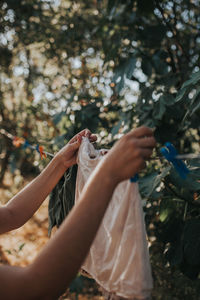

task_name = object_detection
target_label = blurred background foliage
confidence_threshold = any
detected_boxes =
[0,0,200,298]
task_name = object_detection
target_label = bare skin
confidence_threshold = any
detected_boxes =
[0,129,97,234]
[0,126,156,300]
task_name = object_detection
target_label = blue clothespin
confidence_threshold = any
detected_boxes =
[130,174,139,183]
[23,140,30,149]
[160,142,189,179]
[36,144,40,153]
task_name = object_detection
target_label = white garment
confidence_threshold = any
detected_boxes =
[75,138,153,300]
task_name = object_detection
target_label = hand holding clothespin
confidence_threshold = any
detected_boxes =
[130,142,191,182]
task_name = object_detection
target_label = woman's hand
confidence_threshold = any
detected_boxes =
[56,129,97,170]
[101,126,156,185]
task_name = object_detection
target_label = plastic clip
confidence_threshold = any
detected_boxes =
[160,142,189,179]
[36,144,47,160]
[23,140,30,149]
[130,174,139,183]
[13,137,25,148]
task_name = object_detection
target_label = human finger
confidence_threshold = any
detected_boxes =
[139,148,154,159]
[136,136,156,148]
[68,136,82,150]
[89,134,97,142]
[69,129,90,144]
[79,129,97,141]
[80,129,97,141]
[130,126,154,138]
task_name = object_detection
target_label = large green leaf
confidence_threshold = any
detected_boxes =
[153,100,166,120]
[141,57,152,77]
[169,168,200,193]
[175,87,188,102]
[159,198,176,222]
[111,119,122,136]
[52,111,66,125]
[112,57,136,93]
[182,71,200,89]
[175,71,200,103]
[139,166,171,198]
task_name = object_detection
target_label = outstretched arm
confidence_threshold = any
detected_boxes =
[0,129,97,234]
[0,126,156,300]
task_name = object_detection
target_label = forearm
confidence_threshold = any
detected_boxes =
[0,155,67,234]
[0,163,116,300]
[28,164,115,299]
[0,126,156,299]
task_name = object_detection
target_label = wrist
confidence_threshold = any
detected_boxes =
[94,159,119,191]
[52,153,70,174]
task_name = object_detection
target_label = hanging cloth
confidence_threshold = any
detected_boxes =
[48,165,77,235]
[75,137,153,300]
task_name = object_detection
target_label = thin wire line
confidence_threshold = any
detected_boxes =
[0,129,54,158]
[1,129,200,160]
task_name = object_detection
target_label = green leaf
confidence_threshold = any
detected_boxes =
[190,86,200,106]
[137,0,154,14]
[141,57,152,77]
[189,87,200,116]
[175,87,188,102]
[52,134,66,149]
[139,172,159,198]
[139,166,171,198]
[183,219,200,266]
[182,71,200,88]
[107,0,118,13]
[169,168,200,193]
[191,101,200,116]
[153,99,166,120]
[159,198,176,222]
[166,242,183,266]
[158,217,184,244]
[111,119,122,136]
[126,58,137,79]
[176,71,200,104]
[69,275,84,294]
[52,111,66,125]
[152,53,168,75]
[140,26,166,47]
[162,94,175,106]
[48,166,77,235]
[113,57,136,93]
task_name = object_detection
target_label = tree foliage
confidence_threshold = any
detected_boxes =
[0,0,200,297]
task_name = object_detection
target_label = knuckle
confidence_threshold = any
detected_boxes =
[141,125,153,134]
[129,137,138,148]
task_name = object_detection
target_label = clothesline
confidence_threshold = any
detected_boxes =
[1,128,200,180]
[0,129,54,159]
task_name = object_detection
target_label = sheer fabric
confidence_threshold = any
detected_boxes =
[75,138,153,299]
